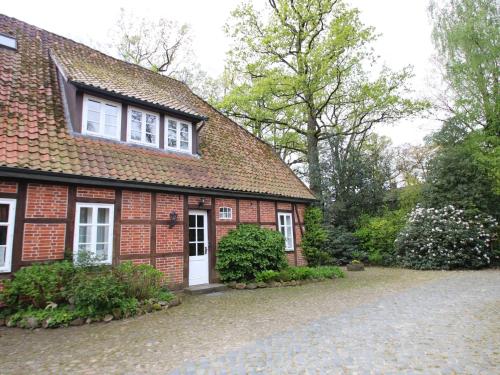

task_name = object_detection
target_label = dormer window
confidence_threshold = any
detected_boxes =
[166,117,192,153]
[82,95,121,140]
[127,107,159,147]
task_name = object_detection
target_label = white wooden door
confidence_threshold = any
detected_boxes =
[188,210,209,286]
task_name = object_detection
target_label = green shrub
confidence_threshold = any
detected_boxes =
[216,225,288,282]
[322,226,361,265]
[7,305,85,328]
[395,205,498,269]
[65,270,126,316]
[254,270,280,283]
[301,207,331,266]
[355,210,407,266]
[115,261,164,300]
[1,261,76,308]
[254,266,344,282]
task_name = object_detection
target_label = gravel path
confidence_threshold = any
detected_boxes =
[0,268,498,374]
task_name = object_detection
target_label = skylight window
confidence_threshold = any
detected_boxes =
[0,34,17,50]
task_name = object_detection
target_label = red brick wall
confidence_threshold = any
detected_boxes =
[0,181,17,193]
[215,198,237,221]
[156,224,183,253]
[22,223,66,261]
[120,224,151,254]
[1,177,309,285]
[156,256,183,285]
[259,201,276,223]
[76,186,115,200]
[157,193,184,221]
[121,190,151,220]
[239,199,258,222]
[25,183,68,218]
[277,202,292,211]
[188,195,212,207]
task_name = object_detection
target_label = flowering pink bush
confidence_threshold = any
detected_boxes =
[395,205,497,269]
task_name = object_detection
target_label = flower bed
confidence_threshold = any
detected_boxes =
[0,260,180,329]
[226,266,344,290]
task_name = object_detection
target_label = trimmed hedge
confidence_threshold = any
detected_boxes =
[216,225,288,282]
[255,266,344,283]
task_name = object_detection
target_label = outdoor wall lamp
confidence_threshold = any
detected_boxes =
[198,197,205,207]
[169,210,178,228]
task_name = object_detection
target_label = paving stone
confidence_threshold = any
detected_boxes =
[0,268,498,374]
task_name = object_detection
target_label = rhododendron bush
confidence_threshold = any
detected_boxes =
[395,205,497,270]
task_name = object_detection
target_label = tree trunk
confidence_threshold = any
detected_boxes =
[307,114,322,201]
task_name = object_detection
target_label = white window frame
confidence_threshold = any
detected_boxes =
[73,203,114,265]
[278,212,294,251]
[0,198,16,273]
[127,106,160,148]
[82,94,122,140]
[164,116,192,153]
[219,207,233,220]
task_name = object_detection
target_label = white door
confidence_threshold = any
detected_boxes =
[188,210,209,286]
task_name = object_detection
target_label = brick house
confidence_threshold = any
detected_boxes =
[0,15,315,289]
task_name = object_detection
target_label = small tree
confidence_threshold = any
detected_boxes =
[301,207,330,266]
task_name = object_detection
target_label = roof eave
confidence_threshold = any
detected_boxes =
[0,167,317,203]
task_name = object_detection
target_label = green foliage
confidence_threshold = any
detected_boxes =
[423,131,499,218]
[219,0,427,196]
[321,226,361,265]
[1,261,173,328]
[254,266,344,283]
[395,205,498,269]
[7,306,86,328]
[1,261,76,309]
[301,207,331,266]
[216,225,288,282]
[115,261,165,300]
[66,270,126,316]
[429,0,499,134]
[355,210,407,266]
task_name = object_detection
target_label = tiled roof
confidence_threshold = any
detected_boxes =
[0,14,316,201]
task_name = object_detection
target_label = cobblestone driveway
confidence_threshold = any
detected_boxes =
[0,268,498,374]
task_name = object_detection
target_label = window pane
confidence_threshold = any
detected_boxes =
[0,226,7,245]
[87,120,99,133]
[180,124,188,140]
[189,215,196,228]
[180,141,189,150]
[197,242,205,256]
[189,229,196,242]
[97,208,110,224]
[168,120,177,147]
[97,225,109,243]
[285,215,292,226]
[104,124,117,137]
[79,207,92,224]
[197,229,204,241]
[87,100,100,133]
[78,225,91,244]
[0,204,9,222]
[189,243,196,256]
[95,243,108,261]
[131,110,142,140]
[197,215,204,227]
[0,245,5,267]
[78,243,91,254]
[280,215,285,226]
[88,99,100,112]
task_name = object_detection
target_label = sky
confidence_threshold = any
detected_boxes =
[1,0,442,145]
